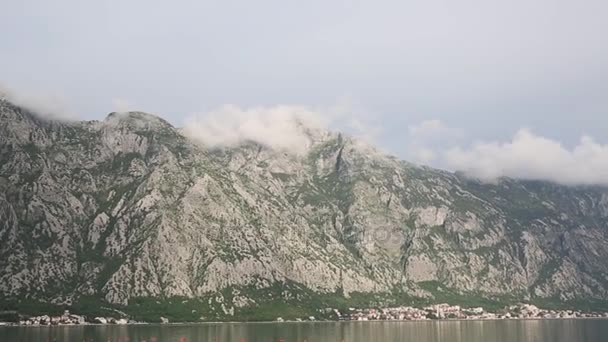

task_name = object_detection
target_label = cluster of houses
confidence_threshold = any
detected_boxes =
[502,304,608,319]
[335,303,608,321]
[337,304,478,321]
[15,310,129,326]
[5,303,608,325]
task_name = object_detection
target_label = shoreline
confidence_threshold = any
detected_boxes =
[3,317,608,327]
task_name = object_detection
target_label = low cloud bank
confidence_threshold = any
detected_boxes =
[445,129,608,186]
[0,83,75,120]
[183,105,330,155]
[408,119,608,186]
[183,103,379,155]
[407,119,463,165]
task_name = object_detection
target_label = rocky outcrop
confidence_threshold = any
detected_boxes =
[1,97,608,311]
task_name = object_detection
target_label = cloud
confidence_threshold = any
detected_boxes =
[405,119,608,186]
[329,97,383,146]
[183,102,381,155]
[444,129,608,186]
[0,83,76,120]
[406,119,463,165]
[183,105,330,154]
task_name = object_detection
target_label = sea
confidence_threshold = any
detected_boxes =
[1,319,608,342]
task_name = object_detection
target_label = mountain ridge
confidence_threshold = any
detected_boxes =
[2,98,608,320]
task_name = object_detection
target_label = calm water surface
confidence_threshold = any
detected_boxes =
[1,320,608,342]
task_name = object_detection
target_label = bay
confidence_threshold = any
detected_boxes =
[1,319,608,342]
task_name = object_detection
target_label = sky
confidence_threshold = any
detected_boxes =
[2,0,608,185]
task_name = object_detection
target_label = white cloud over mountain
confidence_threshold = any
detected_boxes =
[445,129,608,186]
[182,102,381,155]
[0,83,75,120]
[183,105,329,155]
[408,119,608,186]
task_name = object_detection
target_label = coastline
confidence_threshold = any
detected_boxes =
[3,316,608,328]
[5,303,608,327]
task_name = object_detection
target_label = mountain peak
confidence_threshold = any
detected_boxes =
[3,99,608,318]
[103,111,174,130]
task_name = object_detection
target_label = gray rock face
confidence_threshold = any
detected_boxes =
[2,98,608,309]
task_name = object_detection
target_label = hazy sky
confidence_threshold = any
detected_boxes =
[2,0,608,184]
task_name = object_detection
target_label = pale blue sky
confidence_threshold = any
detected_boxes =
[2,0,607,176]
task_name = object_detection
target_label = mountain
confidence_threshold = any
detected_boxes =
[1,97,608,321]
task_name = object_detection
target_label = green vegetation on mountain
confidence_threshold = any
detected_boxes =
[2,97,608,320]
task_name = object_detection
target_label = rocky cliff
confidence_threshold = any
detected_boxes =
[1,97,608,318]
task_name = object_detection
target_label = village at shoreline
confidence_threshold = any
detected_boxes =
[3,303,608,326]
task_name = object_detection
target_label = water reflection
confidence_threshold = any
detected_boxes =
[1,320,607,342]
